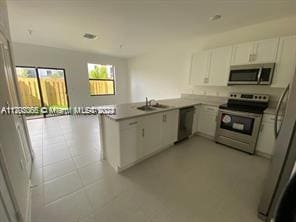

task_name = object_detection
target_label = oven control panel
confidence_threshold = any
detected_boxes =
[229,93,269,102]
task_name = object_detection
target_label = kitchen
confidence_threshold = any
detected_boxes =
[103,35,294,169]
[1,1,296,222]
[102,34,296,221]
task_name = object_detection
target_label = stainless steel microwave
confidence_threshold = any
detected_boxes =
[228,63,275,85]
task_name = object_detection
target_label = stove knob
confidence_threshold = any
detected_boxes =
[259,96,262,99]
[255,96,258,99]
[234,94,237,97]
[263,96,266,99]
[230,94,233,97]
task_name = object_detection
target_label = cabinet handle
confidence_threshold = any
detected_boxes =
[260,123,264,133]
[163,114,167,122]
[207,107,215,111]
[129,121,138,125]
[142,128,145,137]
[248,54,252,62]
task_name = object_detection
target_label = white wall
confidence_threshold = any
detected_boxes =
[128,16,296,102]
[12,42,130,106]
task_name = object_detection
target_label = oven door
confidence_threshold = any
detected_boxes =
[216,109,262,143]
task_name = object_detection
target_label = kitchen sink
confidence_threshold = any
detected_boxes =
[151,103,170,109]
[137,105,156,111]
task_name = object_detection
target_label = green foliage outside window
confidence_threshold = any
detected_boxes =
[89,65,108,79]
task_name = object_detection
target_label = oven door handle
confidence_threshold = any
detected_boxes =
[219,109,261,119]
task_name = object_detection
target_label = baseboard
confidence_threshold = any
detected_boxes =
[256,151,272,159]
[25,185,32,222]
[117,144,174,173]
[193,132,215,141]
[26,187,32,222]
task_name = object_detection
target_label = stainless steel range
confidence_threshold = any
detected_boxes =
[215,93,269,154]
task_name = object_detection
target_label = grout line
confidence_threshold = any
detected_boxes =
[29,116,104,216]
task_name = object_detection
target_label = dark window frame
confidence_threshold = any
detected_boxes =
[16,65,70,118]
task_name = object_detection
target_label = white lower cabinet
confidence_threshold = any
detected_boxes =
[197,105,218,137]
[192,105,200,134]
[162,110,179,146]
[142,113,163,156]
[256,114,282,157]
[104,110,179,172]
[119,120,143,167]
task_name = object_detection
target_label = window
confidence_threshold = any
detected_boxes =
[16,66,69,117]
[87,63,115,96]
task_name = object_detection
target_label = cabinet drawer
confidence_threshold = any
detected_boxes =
[201,105,218,113]
[119,118,141,130]
[262,114,283,124]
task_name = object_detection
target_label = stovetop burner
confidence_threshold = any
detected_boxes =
[220,93,269,114]
[219,103,267,114]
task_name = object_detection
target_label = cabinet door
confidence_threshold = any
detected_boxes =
[231,42,254,65]
[142,114,163,156]
[197,106,218,137]
[272,36,296,88]
[253,38,279,63]
[256,122,276,156]
[192,106,200,134]
[190,51,211,85]
[208,46,232,86]
[162,110,179,146]
[120,123,143,167]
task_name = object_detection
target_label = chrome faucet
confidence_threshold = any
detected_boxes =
[145,97,157,107]
[148,99,157,106]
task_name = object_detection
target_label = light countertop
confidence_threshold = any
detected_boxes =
[104,97,278,121]
[105,98,221,121]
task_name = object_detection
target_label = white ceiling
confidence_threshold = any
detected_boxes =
[7,0,296,58]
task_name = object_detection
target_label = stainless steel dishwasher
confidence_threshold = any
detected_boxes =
[177,106,194,141]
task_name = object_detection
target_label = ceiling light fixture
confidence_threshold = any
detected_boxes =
[83,33,97,40]
[209,14,222,21]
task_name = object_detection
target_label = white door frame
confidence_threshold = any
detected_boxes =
[0,144,20,222]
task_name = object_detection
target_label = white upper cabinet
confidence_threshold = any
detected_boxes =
[189,36,295,87]
[272,36,296,88]
[253,38,279,63]
[190,51,211,85]
[231,38,279,65]
[231,42,254,65]
[190,46,232,86]
[208,46,233,86]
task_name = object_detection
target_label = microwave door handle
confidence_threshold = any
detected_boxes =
[257,67,262,84]
[274,84,290,138]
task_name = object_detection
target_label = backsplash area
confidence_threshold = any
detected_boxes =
[183,85,286,108]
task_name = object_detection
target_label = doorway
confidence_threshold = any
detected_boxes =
[16,66,69,118]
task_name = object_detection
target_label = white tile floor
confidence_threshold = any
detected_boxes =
[27,116,269,222]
